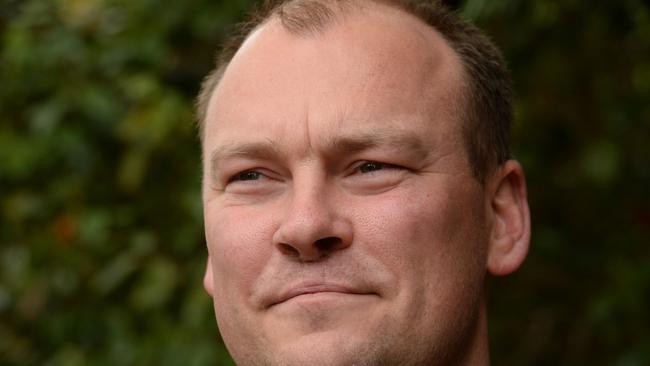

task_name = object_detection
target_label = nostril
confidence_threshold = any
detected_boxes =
[315,236,343,252]
[278,243,300,257]
[276,237,347,261]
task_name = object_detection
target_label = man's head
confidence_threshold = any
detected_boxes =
[199,1,530,365]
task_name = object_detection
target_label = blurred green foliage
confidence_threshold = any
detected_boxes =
[0,0,648,365]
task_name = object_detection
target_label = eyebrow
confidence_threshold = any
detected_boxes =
[326,130,430,160]
[209,140,281,179]
[211,140,280,161]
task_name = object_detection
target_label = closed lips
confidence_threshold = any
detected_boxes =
[269,283,375,307]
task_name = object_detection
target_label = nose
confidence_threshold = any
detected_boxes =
[272,182,352,262]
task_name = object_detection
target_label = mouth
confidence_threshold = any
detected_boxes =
[268,283,376,308]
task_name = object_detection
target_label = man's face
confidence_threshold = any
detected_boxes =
[202,5,493,366]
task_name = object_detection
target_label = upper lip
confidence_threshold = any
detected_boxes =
[268,282,372,307]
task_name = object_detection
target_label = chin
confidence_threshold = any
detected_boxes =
[225,325,389,366]
[271,332,383,366]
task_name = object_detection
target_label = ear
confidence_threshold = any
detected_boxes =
[487,160,531,276]
[203,256,215,297]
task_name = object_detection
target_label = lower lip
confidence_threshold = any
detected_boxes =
[269,292,379,327]
[277,291,375,307]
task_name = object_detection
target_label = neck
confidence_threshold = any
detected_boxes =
[457,298,490,366]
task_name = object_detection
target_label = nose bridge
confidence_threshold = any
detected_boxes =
[285,172,333,241]
[273,169,351,261]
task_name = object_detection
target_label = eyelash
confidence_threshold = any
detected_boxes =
[357,161,385,173]
[355,161,402,174]
[228,170,265,183]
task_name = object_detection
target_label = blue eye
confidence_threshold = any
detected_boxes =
[359,162,386,173]
[233,171,262,182]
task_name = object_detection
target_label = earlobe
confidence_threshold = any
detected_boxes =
[203,257,215,297]
[487,160,531,276]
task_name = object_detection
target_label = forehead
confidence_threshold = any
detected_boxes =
[204,3,466,152]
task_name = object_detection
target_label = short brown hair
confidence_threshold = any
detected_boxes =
[196,0,512,183]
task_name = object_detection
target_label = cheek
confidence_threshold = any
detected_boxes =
[409,182,486,254]
[352,181,487,287]
[204,203,276,296]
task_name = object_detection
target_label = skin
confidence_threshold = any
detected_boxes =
[202,4,530,366]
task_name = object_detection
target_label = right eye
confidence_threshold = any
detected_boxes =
[221,168,284,197]
[229,170,264,182]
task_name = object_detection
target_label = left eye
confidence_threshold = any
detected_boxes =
[358,161,387,173]
[344,160,407,193]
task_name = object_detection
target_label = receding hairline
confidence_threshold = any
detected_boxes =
[197,0,466,141]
